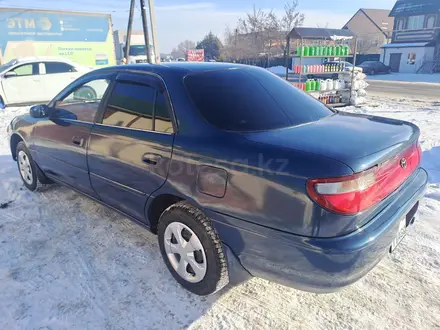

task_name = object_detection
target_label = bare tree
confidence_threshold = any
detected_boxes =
[356,36,380,54]
[223,1,304,61]
[171,40,196,59]
[281,1,304,32]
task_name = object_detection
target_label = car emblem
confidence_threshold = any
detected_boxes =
[400,158,407,169]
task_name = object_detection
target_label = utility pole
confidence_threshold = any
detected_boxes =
[147,0,160,63]
[140,0,152,64]
[124,0,136,64]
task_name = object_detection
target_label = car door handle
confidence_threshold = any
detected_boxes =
[72,136,84,147]
[142,153,162,165]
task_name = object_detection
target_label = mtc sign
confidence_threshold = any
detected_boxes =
[8,18,36,29]
[8,17,52,31]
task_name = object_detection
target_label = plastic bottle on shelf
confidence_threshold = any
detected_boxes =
[303,46,309,56]
[296,47,302,57]
[315,80,321,91]
[323,46,328,56]
[305,80,311,91]
[344,45,350,56]
[335,46,341,56]
[310,80,316,91]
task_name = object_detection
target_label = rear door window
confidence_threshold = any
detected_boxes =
[101,76,174,133]
[102,82,155,131]
[184,68,333,131]
[45,62,76,74]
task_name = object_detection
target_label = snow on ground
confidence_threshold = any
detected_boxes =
[367,73,440,84]
[1,100,440,330]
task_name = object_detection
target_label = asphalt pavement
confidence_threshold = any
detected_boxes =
[367,80,439,101]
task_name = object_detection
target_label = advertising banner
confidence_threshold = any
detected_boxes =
[186,49,204,62]
[0,9,116,66]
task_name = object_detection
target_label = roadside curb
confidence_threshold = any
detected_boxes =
[367,79,440,86]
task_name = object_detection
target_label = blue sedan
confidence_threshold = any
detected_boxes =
[7,63,427,295]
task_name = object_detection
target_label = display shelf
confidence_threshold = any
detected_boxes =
[306,89,350,93]
[327,103,347,107]
[289,71,347,75]
[292,55,352,58]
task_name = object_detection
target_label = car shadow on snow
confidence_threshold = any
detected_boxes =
[0,154,238,329]
[422,146,440,185]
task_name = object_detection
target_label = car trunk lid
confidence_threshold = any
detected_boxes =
[243,111,419,173]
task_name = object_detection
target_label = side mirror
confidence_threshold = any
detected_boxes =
[30,104,50,118]
[4,71,17,78]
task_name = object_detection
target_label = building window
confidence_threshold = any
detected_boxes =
[397,18,405,30]
[426,15,436,29]
[407,53,416,65]
[407,15,425,30]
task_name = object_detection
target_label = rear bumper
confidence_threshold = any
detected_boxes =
[210,167,428,292]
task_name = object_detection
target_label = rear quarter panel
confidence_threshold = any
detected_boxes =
[157,132,356,237]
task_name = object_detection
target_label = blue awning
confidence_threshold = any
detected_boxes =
[381,42,430,48]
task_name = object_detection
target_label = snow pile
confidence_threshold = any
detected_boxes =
[1,99,440,329]
[367,73,440,84]
[267,66,292,75]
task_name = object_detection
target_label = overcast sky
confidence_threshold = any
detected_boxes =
[0,0,398,53]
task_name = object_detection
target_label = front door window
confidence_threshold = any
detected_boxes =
[54,79,110,122]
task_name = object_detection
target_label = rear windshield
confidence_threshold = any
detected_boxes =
[184,68,334,131]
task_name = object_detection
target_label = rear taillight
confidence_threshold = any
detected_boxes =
[307,141,421,215]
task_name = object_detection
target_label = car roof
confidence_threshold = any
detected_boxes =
[92,62,257,77]
[9,56,79,65]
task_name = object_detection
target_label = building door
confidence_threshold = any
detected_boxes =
[389,53,402,72]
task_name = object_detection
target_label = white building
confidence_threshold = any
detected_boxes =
[380,0,440,74]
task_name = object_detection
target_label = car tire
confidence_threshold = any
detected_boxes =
[16,142,51,191]
[73,86,97,100]
[158,201,229,296]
